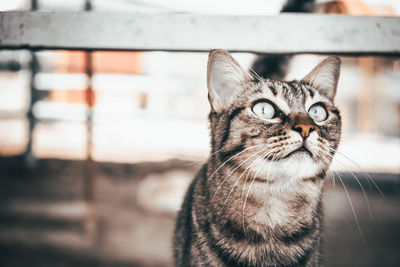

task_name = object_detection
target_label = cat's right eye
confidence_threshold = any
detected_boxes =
[308,104,328,122]
[252,102,275,119]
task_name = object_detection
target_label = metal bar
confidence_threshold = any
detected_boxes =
[30,0,38,11]
[83,49,97,240]
[23,52,38,168]
[1,12,400,55]
[22,0,39,168]
[82,0,97,241]
[84,50,95,201]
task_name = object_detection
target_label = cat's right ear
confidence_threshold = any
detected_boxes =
[302,56,341,101]
[207,50,250,113]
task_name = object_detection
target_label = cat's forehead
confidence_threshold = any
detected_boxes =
[246,79,328,113]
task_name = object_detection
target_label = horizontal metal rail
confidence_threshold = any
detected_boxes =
[0,12,400,55]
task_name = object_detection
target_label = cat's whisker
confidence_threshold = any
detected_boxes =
[316,146,373,219]
[207,144,265,182]
[222,147,270,204]
[242,150,272,230]
[223,147,279,206]
[335,150,385,199]
[180,145,231,169]
[209,144,232,158]
[324,159,336,187]
[268,152,284,191]
[241,163,255,199]
[182,157,209,167]
[315,144,368,241]
[240,148,280,198]
[337,140,375,191]
[261,149,282,194]
[317,150,334,184]
[212,146,270,200]
[327,169,336,187]
[339,139,373,157]
[336,172,366,243]
[249,66,264,84]
[242,148,281,231]
[331,158,373,219]
[241,147,280,197]
[321,144,385,199]
[261,151,282,186]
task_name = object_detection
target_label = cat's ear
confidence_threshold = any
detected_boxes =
[207,49,250,112]
[302,56,341,100]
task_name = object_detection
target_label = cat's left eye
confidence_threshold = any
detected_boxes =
[252,102,275,119]
[308,104,328,122]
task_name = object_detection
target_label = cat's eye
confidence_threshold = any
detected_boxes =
[308,104,328,122]
[252,102,275,119]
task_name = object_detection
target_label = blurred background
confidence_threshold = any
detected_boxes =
[0,0,399,266]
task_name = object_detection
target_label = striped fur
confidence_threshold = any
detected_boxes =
[174,50,341,267]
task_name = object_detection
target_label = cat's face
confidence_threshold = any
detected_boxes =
[207,50,341,187]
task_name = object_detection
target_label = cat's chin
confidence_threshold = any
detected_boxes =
[254,154,323,183]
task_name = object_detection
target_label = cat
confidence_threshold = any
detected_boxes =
[173,49,341,267]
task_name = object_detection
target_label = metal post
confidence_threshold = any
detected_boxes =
[83,0,96,241]
[23,0,39,168]
[31,0,38,10]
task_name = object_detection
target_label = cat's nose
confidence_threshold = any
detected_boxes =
[293,124,315,138]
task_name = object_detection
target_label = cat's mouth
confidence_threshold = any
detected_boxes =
[284,145,313,159]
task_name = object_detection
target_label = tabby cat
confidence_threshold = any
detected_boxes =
[173,50,341,267]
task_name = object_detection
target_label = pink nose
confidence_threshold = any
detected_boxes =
[293,124,315,138]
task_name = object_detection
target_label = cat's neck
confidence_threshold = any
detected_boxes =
[205,160,325,230]
[199,162,325,266]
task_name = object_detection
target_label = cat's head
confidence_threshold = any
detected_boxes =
[207,50,341,186]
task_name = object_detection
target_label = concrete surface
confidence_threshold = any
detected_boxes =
[0,157,398,267]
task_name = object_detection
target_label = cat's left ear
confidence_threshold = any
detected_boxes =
[302,56,341,100]
[207,49,251,113]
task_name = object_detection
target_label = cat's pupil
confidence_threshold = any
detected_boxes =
[252,102,275,119]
